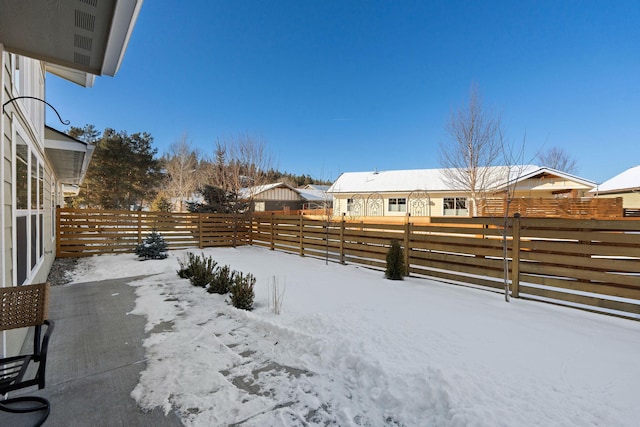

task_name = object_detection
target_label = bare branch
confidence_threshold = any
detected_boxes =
[537,146,579,174]
[162,134,201,211]
[439,83,504,215]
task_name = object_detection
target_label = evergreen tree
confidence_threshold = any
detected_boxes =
[187,185,242,213]
[135,231,168,260]
[75,127,161,209]
[151,193,173,212]
[385,240,406,280]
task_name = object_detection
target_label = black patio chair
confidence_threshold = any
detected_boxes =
[0,282,55,426]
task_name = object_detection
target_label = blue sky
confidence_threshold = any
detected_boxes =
[46,0,639,184]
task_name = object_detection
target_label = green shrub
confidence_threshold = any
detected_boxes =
[187,253,218,287]
[385,239,405,280]
[177,252,197,279]
[135,231,168,260]
[229,272,256,310]
[208,264,235,294]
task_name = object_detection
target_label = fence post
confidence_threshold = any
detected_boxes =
[198,213,203,249]
[55,208,61,257]
[270,212,275,250]
[511,213,521,298]
[137,211,142,245]
[404,214,411,276]
[299,215,304,256]
[340,213,345,264]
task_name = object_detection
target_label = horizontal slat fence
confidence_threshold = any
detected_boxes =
[56,209,244,257]
[57,209,640,320]
[515,218,640,317]
[480,197,624,219]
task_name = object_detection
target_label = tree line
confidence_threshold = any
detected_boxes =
[66,127,330,211]
[66,83,577,215]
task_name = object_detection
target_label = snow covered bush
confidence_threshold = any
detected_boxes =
[208,264,235,294]
[385,239,405,280]
[135,231,169,260]
[177,252,197,279]
[229,272,256,310]
[186,253,218,287]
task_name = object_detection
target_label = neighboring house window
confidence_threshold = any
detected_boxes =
[15,134,45,285]
[346,198,354,212]
[443,197,469,216]
[388,198,407,212]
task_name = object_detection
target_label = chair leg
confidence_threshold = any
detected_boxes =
[0,396,50,426]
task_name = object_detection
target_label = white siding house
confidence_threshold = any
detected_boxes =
[1,0,142,358]
[328,165,596,218]
[590,165,640,215]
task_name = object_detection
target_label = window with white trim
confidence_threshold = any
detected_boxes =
[443,197,469,216]
[388,198,407,212]
[15,133,45,285]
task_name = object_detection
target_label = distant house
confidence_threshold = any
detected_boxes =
[590,165,640,216]
[297,184,332,210]
[328,165,596,218]
[240,183,332,212]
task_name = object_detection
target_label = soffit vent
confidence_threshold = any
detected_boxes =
[79,0,99,6]
[75,9,96,32]
[74,52,91,67]
[74,34,93,51]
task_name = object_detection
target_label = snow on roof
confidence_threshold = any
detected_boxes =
[238,182,326,201]
[238,183,295,199]
[301,184,331,191]
[328,165,595,193]
[590,165,640,193]
[296,187,328,201]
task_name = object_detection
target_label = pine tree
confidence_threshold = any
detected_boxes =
[151,194,173,212]
[135,231,169,260]
[74,127,162,209]
[385,240,405,280]
[229,272,256,310]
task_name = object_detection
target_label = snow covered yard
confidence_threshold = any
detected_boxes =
[69,246,640,426]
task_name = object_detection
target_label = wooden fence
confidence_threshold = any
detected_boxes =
[479,197,624,218]
[56,208,640,320]
[56,209,249,257]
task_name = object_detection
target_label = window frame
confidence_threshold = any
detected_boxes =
[388,197,407,213]
[443,197,469,216]
[13,124,46,285]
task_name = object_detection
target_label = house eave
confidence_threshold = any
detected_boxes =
[44,126,95,187]
[0,0,143,78]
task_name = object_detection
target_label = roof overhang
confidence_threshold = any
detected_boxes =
[44,126,95,187]
[0,0,142,84]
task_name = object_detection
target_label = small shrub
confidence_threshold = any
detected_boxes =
[151,194,173,212]
[177,252,197,279]
[385,239,405,280]
[135,231,168,260]
[229,272,256,310]
[208,264,235,294]
[188,253,218,287]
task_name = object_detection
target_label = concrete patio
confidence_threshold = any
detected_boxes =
[2,277,183,427]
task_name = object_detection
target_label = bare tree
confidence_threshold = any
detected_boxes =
[162,134,200,212]
[210,133,274,214]
[498,138,528,302]
[439,83,504,216]
[537,146,578,174]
